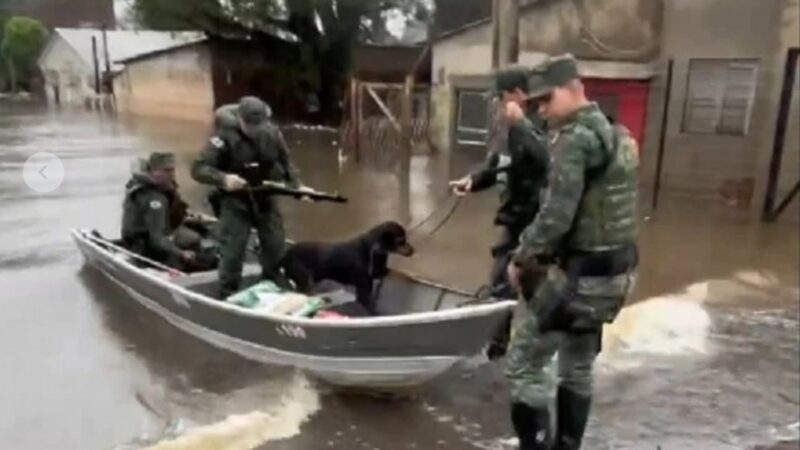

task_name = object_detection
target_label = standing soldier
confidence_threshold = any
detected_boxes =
[505,55,639,449]
[192,96,309,299]
[450,66,550,360]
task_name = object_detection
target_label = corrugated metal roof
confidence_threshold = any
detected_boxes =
[41,28,206,70]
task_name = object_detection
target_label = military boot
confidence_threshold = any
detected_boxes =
[511,402,552,450]
[554,387,592,450]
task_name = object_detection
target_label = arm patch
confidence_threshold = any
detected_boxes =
[210,136,224,149]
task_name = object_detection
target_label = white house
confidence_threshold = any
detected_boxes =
[37,28,204,106]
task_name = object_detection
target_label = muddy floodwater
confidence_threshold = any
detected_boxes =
[0,103,797,450]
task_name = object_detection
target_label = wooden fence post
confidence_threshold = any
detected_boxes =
[350,77,361,163]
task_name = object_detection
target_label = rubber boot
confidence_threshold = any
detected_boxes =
[511,402,552,450]
[554,387,592,450]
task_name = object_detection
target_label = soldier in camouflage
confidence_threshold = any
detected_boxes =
[450,66,550,360]
[504,55,639,449]
[192,96,310,299]
[121,152,199,270]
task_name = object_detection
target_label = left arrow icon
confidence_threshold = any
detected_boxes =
[24,152,63,193]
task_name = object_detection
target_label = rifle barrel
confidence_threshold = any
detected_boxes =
[246,184,348,203]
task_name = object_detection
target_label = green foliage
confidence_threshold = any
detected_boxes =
[0,16,49,92]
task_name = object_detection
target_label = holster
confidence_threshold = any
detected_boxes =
[538,244,638,334]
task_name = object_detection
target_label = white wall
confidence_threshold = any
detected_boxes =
[113,44,214,123]
[39,36,95,105]
[432,25,492,84]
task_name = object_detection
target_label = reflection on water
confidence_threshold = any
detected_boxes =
[0,105,797,449]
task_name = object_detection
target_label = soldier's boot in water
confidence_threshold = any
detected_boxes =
[511,402,552,450]
[554,387,592,450]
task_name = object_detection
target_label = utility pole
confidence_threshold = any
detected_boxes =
[491,0,520,68]
[91,36,101,95]
[101,25,111,93]
[491,0,500,69]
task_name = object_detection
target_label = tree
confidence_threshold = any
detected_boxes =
[130,0,432,122]
[1,16,48,92]
[0,14,9,89]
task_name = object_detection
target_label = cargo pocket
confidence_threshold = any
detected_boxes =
[574,271,636,326]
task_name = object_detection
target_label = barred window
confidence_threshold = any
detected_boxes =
[682,59,760,135]
[455,89,491,147]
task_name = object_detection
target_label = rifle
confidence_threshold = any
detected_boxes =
[246,181,348,204]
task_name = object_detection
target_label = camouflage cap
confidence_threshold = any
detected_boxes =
[527,54,580,99]
[490,66,530,97]
[238,96,271,125]
[147,152,175,171]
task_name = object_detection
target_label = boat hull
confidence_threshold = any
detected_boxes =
[72,229,515,388]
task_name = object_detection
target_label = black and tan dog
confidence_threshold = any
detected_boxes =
[281,221,415,314]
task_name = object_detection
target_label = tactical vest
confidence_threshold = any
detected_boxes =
[568,119,639,252]
[214,106,284,187]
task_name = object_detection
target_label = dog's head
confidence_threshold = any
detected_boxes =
[367,221,415,257]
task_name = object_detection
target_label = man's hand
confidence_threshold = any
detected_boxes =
[449,176,473,196]
[223,174,247,192]
[508,255,549,298]
[507,262,522,292]
[298,185,315,203]
[180,250,196,262]
[504,101,525,124]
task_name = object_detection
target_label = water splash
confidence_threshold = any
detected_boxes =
[601,284,713,363]
[142,373,320,450]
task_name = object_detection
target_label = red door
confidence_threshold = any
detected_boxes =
[583,78,651,148]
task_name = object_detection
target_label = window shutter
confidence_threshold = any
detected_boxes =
[682,59,760,135]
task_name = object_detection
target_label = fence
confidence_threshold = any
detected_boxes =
[339,79,433,167]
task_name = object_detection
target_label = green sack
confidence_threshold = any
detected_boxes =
[227,280,283,308]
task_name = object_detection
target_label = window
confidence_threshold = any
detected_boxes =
[682,59,760,135]
[455,89,490,146]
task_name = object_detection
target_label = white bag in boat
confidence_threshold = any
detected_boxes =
[261,294,309,315]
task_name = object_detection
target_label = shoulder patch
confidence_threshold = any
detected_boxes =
[150,200,163,210]
[210,136,224,148]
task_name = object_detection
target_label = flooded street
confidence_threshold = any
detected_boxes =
[0,103,797,450]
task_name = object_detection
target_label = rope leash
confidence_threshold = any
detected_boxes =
[404,192,463,244]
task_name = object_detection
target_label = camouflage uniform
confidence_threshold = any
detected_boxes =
[506,56,639,450]
[191,97,301,298]
[121,153,197,269]
[465,68,550,359]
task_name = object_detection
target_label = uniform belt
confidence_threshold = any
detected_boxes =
[559,244,638,278]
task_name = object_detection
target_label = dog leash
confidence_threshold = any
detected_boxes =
[405,192,463,243]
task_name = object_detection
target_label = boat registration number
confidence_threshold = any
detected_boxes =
[276,324,307,339]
